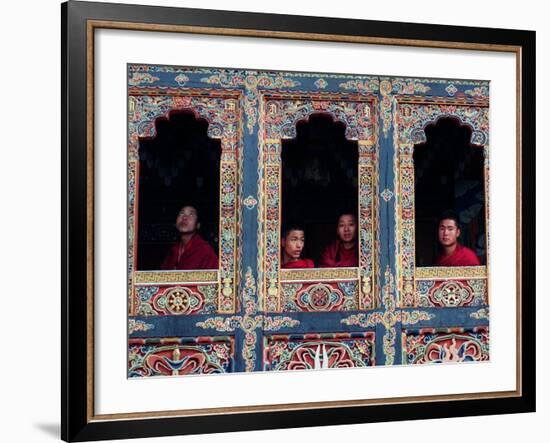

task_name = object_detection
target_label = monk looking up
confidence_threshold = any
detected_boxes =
[161,205,218,270]
[319,213,358,268]
[435,215,480,267]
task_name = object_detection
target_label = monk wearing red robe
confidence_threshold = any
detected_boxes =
[435,216,480,266]
[319,213,358,268]
[281,225,314,269]
[161,205,218,270]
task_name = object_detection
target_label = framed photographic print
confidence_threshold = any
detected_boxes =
[62,0,536,441]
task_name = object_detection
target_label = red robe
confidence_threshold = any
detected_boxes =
[436,243,481,267]
[161,233,218,270]
[281,258,315,269]
[319,241,358,267]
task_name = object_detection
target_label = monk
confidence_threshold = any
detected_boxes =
[319,213,358,267]
[281,224,314,269]
[435,215,480,266]
[161,205,218,270]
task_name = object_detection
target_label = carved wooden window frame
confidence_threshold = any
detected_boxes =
[259,91,379,313]
[394,95,490,308]
[128,87,243,315]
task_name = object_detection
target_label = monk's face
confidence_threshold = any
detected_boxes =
[336,214,357,244]
[176,206,199,234]
[282,229,305,260]
[438,218,460,247]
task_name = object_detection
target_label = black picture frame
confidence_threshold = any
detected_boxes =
[62,1,536,441]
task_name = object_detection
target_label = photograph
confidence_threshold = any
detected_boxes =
[127,64,491,376]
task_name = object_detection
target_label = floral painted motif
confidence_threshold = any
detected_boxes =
[128,95,241,148]
[128,92,242,313]
[196,268,301,372]
[128,337,234,377]
[470,307,490,320]
[163,286,203,315]
[403,327,489,364]
[135,286,160,316]
[465,86,490,98]
[263,156,282,312]
[128,72,159,86]
[358,157,377,309]
[127,166,137,312]
[392,79,431,95]
[342,267,433,365]
[129,65,190,73]
[264,98,375,141]
[134,285,218,316]
[380,95,394,138]
[416,279,487,307]
[174,74,189,86]
[445,84,458,96]
[338,78,379,93]
[264,333,375,371]
[381,188,394,202]
[395,99,489,307]
[201,71,300,134]
[263,317,301,331]
[341,312,379,328]
[314,78,328,89]
[195,316,242,332]
[128,319,155,334]
[396,102,489,146]
[243,195,258,210]
[282,282,358,312]
[376,79,394,138]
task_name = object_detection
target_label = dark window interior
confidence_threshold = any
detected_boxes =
[414,117,486,266]
[136,111,221,270]
[281,113,358,266]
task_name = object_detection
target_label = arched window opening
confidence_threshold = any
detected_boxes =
[281,113,359,268]
[414,117,486,267]
[137,111,221,270]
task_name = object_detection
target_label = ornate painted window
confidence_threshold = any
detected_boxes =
[128,84,243,317]
[260,92,379,313]
[394,91,489,309]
